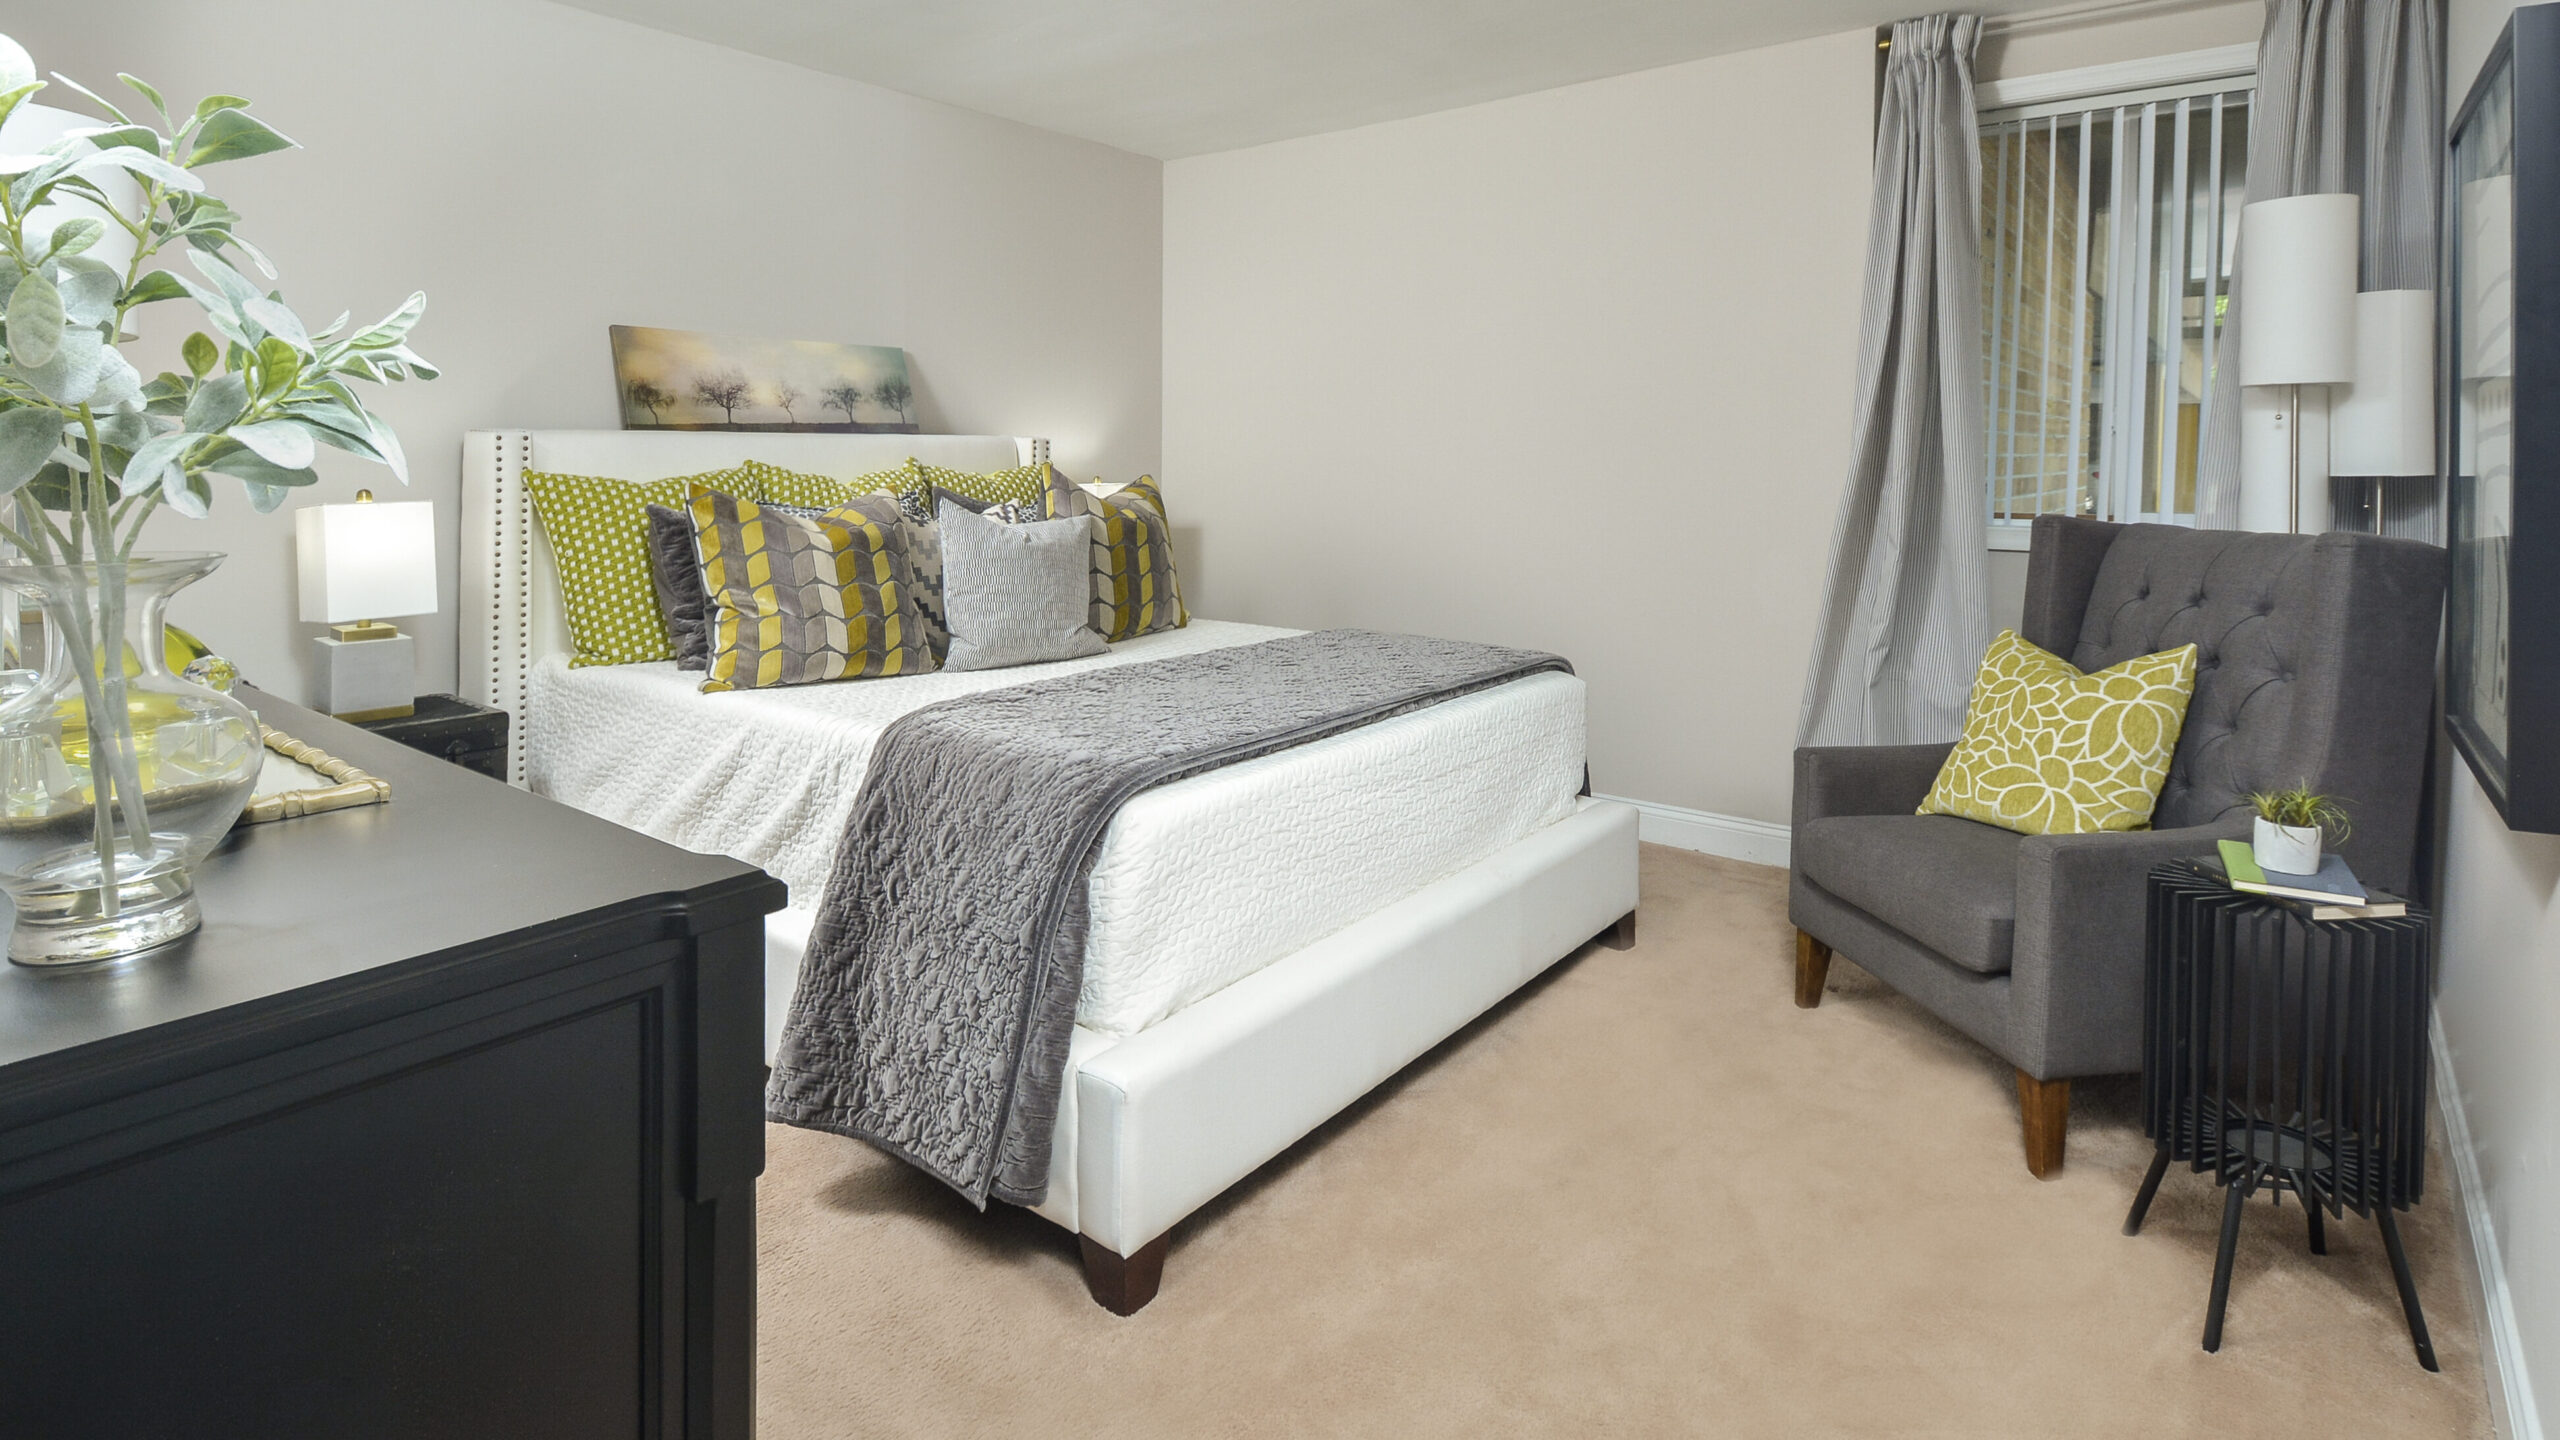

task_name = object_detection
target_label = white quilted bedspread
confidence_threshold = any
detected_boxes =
[525,619,1585,1037]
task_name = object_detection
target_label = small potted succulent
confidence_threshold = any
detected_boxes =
[2246,784,2351,876]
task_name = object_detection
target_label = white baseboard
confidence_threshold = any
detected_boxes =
[1594,794,1790,868]
[2435,1014,2545,1440]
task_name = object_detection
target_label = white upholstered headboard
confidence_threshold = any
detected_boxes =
[461,429,1043,784]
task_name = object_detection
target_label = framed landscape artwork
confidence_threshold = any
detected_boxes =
[2446,4,2560,834]
[609,325,919,433]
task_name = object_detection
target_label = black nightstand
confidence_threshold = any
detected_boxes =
[357,693,509,779]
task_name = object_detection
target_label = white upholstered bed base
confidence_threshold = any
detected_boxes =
[459,430,1640,1309]
[765,798,1637,1268]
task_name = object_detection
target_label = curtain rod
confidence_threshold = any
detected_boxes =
[1879,0,2241,47]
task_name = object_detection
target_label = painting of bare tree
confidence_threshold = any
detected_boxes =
[609,325,920,433]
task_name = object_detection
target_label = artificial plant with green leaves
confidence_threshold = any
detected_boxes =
[2246,783,2354,845]
[0,36,431,548]
[0,32,429,915]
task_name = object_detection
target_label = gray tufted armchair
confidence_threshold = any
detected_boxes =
[1788,515,2447,1177]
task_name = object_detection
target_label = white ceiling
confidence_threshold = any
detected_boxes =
[554,0,2058,159]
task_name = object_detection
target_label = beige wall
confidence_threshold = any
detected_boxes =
[8,0,1162,703]
[1163,29,1876,822]
[2436,6,2560,1433]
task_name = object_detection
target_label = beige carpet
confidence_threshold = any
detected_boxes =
[758,845,2493,1438]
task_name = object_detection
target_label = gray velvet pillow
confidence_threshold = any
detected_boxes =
[643,503,712,671]
[936,498,1107,672]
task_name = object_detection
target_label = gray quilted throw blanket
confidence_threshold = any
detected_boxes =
[766,629,1574,1208]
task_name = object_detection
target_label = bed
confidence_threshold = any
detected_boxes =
[461,429,1640,1312]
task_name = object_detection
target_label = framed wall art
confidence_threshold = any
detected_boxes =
[609,325,919,434]
[2446,3,2560,834]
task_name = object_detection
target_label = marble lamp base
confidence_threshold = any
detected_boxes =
[312,632,417,722]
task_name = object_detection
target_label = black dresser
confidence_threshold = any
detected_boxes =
[0,689,785,1440]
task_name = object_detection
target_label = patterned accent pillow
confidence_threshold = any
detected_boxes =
[1045,474,1188,642]
[525,466,758,666]
[746,459,906,510]
[1920,630,2199,835]
[905,457,1048,510]
[691,487,935,692]
[889,487,1038,661]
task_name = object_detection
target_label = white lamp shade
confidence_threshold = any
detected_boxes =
[296,501,437,623]
[2239,193,2361,387]
[2462,175,2515,380]
[0,102,141,279]
[2330,290,2436,477]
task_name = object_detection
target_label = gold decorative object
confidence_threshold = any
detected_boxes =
[236,726,392,825]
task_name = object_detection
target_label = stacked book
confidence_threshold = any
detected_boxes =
[2202,839,2408,920]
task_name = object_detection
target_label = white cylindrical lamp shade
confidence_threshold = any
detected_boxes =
[296,500,437,623]
[2239,193,2361,387]
[2330,290,2436,477]
[0,102,142,278]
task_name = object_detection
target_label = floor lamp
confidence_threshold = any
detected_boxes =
[2331,290,2436,534]
[2239,194,2361,533]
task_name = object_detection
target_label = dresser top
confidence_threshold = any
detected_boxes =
[0,688,784,1074]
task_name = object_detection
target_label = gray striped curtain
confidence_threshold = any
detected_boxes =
[1798,14,1991,748]
[2191,0,2445,536]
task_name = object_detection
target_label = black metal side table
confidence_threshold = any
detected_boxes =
[2124,861,2438,1370]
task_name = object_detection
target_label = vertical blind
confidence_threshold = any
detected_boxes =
[1979,84,2254,535]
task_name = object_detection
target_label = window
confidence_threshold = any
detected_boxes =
[1979,75,2254,544]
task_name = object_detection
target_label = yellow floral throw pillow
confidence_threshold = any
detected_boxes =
[1919,630,2199,836]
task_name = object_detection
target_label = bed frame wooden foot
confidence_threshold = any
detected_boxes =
[1080,1234,1169,1315]
[1794,929,1832,1008]
[1598,909,1637,950]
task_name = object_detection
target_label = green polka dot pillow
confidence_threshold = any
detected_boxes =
[746,459,907,510]
[525,466,760,666]
[904,457,1048,510]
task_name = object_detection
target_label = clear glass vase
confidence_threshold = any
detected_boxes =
[0,554,263,966]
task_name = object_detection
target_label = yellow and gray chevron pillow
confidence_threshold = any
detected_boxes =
[689,486,935,692]
[525,465,759,666]
[1044,474,1188,642]
[1920,630,2198,835]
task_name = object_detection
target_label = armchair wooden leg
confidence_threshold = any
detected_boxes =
[1793,930,1832,1009]
[2017,1070,2070,1179]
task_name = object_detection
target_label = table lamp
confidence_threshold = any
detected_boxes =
[2239,193,2360,533]
[2330,289,2436,531]
[0,100,141,278]
[296,491,436,721]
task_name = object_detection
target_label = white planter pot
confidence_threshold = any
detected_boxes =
[2253,816,2323,876]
